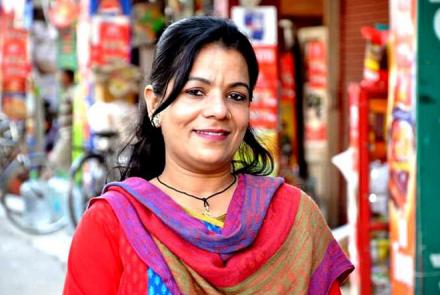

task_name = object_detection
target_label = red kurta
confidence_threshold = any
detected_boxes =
[64,201,342,294]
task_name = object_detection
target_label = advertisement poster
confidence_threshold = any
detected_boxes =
[279,52,297,183]
[387,0,417,293]
[0,21,30,119]
[90,15,131,67]
[232,6,279,171]
[298,28,328,148]
[251,45,278,130]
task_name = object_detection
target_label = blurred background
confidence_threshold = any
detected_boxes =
[0,0,439,294]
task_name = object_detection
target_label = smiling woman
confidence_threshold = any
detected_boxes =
[63,16,353,295]
[146,44,251,180]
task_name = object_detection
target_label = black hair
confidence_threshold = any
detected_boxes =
[119,16,273,180]
[61,69,75,84]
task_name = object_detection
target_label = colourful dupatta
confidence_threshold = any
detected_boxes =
[91,174,353,294]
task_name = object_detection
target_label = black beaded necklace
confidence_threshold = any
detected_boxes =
[156,175,237,217]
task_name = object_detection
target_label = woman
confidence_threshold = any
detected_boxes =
[63,16,353,294]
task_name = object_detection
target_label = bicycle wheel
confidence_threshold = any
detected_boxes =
[68,154,109,227]
[0,153,69,235]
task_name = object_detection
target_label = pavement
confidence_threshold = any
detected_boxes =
[0,206,72,295]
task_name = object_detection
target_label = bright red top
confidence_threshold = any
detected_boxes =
[63,201,342,295]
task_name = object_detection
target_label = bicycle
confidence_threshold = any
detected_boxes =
[67,131,121,227]
[0,114,69,235]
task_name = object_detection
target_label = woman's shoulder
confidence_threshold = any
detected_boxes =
[243,174,321,210]
[101,176,155,195]
[87,198,115,215]
[274,181,325,218]
[83,198,120,235]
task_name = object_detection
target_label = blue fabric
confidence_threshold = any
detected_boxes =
[203,221,222,234]
[147,222,222,295]
[147,268,171,295]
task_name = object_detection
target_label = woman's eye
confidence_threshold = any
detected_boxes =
[185,89,205,97]
[228,92,247,102]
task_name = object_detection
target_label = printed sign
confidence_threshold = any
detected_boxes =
[90,15,131,67]
[298,27,328,149]
[388,0,417,292]
[279,51,298,176]
[0,25,30,119]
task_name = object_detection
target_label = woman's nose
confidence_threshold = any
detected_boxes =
[202,93,229,119]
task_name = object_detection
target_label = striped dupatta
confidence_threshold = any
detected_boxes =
[92,174,353,294]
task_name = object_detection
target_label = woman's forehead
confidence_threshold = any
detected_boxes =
[187,45,249,83]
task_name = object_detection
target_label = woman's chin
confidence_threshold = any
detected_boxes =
[190,154,233,171]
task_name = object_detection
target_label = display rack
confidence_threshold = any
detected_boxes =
[349,81,389,295]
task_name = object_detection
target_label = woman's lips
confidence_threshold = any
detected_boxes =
[194,129,230,140]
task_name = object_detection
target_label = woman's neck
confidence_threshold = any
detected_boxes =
[159,166,234,196]
[151,162,237,217]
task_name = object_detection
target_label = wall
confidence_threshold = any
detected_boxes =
[339,0,389,146]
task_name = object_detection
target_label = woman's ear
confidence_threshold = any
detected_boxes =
[144,85,159,117]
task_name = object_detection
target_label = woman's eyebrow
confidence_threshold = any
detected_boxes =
[188,77,250,92]
[188,76,211,84]
[229,82,250,92]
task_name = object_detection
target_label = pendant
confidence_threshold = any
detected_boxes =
[202,203,212,217]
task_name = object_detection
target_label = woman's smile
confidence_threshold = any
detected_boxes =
[193,128,231,141]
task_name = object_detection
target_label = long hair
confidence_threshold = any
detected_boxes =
[119,16,273,180]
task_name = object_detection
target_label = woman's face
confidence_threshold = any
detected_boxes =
[160,43,250,173]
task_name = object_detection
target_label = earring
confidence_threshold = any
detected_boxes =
[151,115,161,128]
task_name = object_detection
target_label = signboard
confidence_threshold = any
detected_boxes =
[231,6,277,46]
[298,27,328,149]
[251,45,278,130]
[388,0,417,293]
[90,15,131,67]
[0,24,30,119]
[89,0,132,67]
[279,51,297,183]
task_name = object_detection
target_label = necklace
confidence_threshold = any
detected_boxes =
[156,175,237,217]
